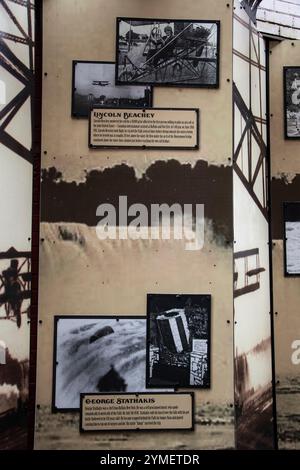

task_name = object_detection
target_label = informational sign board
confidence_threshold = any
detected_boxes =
[80,392,194,432]
[89,107,199,149]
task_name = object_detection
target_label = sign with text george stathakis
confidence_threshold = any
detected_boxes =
[89,107,199,149]
[80,392,194,432]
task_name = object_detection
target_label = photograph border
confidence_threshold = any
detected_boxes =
[283,201,300,277]
[145,294,211,390]
[88,106,199,150]
[79,391,195,432]
[71,60,153,118]
[283,66,300,140]
[52,315,146,413]
[115,17,220,88]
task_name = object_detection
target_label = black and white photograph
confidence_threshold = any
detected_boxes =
[147,294,211,388]
[72,61,152,117]
[284,66,300,139]
[115,18,220,87]
[53,316,151,411]
[284,202,300,276]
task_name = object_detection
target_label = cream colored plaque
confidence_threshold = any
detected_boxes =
[89,108,199,149]
[80,393,194,432]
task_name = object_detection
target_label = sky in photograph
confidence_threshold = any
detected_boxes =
[75,63,146,98]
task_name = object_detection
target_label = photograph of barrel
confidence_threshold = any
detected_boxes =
[146,294,211,388]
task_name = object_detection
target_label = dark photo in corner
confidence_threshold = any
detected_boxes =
[72,61,152,117]
[146,294,211,388]
[284,202,300,276]
[284,66,300,139]
[53,316,151,411]
[116,18,220,87]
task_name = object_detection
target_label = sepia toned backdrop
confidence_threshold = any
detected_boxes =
[35,0,235,450]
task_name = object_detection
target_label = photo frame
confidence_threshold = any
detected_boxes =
[146,294,211,389]
[283,66,300,139]
[52,315,149,412]
[283,202,300,276]
[80,392,195,432]
[71,60,152,117]
[115,18,220,88]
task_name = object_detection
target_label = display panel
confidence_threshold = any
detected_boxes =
[284,202,300,276]
[146,294,211,388]
[0,248,31,329]
[115,18,220,87]
[284,66,300,139]
[72,61,152,117]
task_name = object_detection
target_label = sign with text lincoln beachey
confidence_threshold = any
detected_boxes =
[89,107,199,149]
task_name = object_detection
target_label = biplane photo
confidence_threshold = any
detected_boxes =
[71,61,152,117]
[116,18,220,87]
[0,247,31,329]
